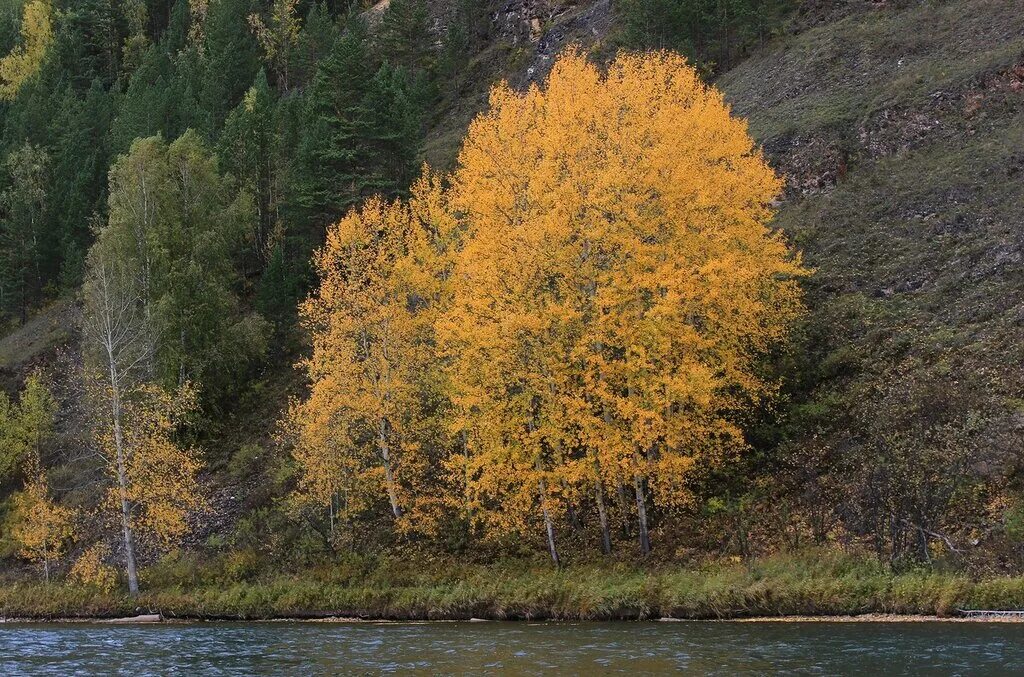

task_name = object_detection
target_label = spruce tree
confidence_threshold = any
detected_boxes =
[220,68,278,266]
[0,143,49,322]
[290,20,375,229]
[48,79,114,288]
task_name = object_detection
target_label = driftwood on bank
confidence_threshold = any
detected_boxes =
[99,613,162,624]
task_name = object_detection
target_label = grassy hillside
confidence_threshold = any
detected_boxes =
[716,0,1024,564]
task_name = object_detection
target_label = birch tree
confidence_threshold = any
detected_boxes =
[288,176,448,537]
[442,50,805,558]
[82,258,203,594]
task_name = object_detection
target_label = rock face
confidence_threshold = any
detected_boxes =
[492,0,614,84]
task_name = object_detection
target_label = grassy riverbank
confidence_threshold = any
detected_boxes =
[5,551,1024,621]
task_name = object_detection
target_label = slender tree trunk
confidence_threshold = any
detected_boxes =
[461,431,472,528]
[329,491,336,543]
[595,478,612,555]
[378,419,403,519]
[43,537,50,584]
[617,481,632,537]
[634,470,651,556]
[108,356,139,595]
[563,481,582,533]
[538,473,560,568]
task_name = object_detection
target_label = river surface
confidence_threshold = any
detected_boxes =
[2,620,1023,675]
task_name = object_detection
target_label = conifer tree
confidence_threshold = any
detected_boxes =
[292,21,375,228]
[48,79,114,288]
[291,20,423,233]
[0,142,49,322]
[220,69,278,263]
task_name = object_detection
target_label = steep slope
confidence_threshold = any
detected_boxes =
[718,0,1024,557]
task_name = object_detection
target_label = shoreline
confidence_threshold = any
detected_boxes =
[5,612,1024,625]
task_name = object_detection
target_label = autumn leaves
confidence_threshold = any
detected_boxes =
[289,51,806,563]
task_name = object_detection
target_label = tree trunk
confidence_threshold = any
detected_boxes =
[329,491,336,543]
[108,356,139,595]
[378,419,403,519]
[595,479,612,555]
[538,474,560,568]
[563,481,582,533]
[617,481,632,537]
[634,472,651,556]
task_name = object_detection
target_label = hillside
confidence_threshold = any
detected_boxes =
[719,0,1024,565]
[0,0,1022,597]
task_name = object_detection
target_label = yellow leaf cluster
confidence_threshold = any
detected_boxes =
[441,49,805,544]
[69,543,118,592]
[0,0,53,101]
[96,383,206,546]
[11,472,75,579]
[288,172,451,535]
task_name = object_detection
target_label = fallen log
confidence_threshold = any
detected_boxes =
[100,613,162,624]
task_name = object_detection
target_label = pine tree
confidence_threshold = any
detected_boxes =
[291,21,375,229]
[48,79,114,289]
[375,0,434,77]
[0,142,49,322]
[291,21,423,233]
[220,69,278,264]
[196,0,261,134]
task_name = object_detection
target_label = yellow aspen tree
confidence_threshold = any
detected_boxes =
[289,176,447,536]
[0,0,53,101]
[443,49,805,558]
[12,462,75,584]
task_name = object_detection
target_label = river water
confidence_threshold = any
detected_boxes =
[2,620,1023,675]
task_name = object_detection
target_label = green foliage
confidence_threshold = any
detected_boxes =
[219,69,278,264]
[0,372,56,485]
[94,130,270,421]
[374,0,434,76]
[0,142,49,321]
[617,0,790,71]
[290,20,423,231]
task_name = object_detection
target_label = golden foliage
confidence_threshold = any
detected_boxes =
[69,543,118,592]
[289,50,805,556]
[440,49,806,545]
[0,0,54,101]
[288,174,450,534]
[11,472,75,580]
[95,383,206,546]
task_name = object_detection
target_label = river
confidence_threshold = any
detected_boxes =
[2,620,1023,674]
